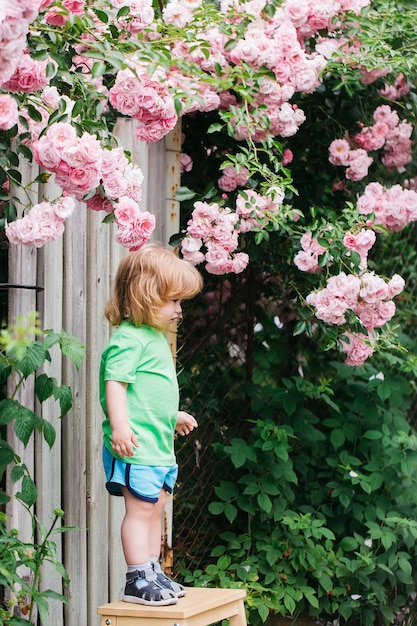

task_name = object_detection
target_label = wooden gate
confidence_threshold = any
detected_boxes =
[6,119,181,626]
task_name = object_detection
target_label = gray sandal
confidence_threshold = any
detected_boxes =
[123,568,178,605]
[153,561,187,597]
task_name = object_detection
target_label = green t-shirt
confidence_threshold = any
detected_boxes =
[100,322,179,465]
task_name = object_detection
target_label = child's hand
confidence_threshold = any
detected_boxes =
[111,425,139,457]
[175,410,198,436]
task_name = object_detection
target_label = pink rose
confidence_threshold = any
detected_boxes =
[114,197,141,227]
[294,250,321,273]
[86,192,114,213]
[231,252,249,274]
[205,243,230,267]
[33,135,62,170]
[0,94,18,130]
[53,195,75,219]
[103,171,128,200]
[359,271,388,303]
[46,122,78,151]
[44,7,69,25]
[387,274,405,298]
[62,0,85,15]
[116,211,156,249]
[341,332,374,366]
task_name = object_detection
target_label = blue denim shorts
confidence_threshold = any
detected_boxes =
[102,445,178,503]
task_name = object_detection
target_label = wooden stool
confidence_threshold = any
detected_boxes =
[98,587,247,626]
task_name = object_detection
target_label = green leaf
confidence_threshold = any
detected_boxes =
[93,8,109,22]
[0,399,21,425]
[338,536,359,551]
[10,465,25,482]
[257,492,272,513]
[14,407,40,446]
[0,439,15,467]
[16,475,37,506]
[258,604,270,622]
[26,104,43,122]
[208,501,224,515]
[14,342,47,377]
[303,587,320,609]
[35,373,55,402]
[59,332,85,369]
[283,594,296,614]
[71,99,84,119]
[214,480,239,501]
[91,61,107,78]
[318,573,333,592]
[174,186,197,201]
[0,490,10,504]
[42,419,56,448]
[16,144,33,162]
[53,385,73,416]
[363,430,383,440]
[217,554,231,570]
[330,428,345,449]
[224,503,237,523]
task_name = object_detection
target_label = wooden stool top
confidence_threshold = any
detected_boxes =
[98,586,247,619]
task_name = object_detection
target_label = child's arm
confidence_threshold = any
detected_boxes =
[175,410,198,436]
[105,380,139,457]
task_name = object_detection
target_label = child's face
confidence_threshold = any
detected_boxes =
[159,299,182,327]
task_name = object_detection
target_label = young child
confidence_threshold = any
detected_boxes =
[100,243,203,606]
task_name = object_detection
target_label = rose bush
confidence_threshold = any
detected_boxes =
[1,0,417,369]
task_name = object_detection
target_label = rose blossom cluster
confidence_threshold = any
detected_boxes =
[340,332,374,367]
[5,195,75,247]
[294,231,326,273]
[113,196,156,250]
[218,166,250,192]
[166,0,369,143]
[29,121,152,248]
[235,188,285,233]
[181,201,249,274]
[357,182,417,232]
[379,73,410,101]
[354,105,413,172]
[0,0,42,88]
[33,122,103,199]
[329,105,413,180]
[86,147,143,213]
[109,65,178,142]
[17,85,75,142]
[181,188,285,274]
[2,52,52,93]
[306,271,405,365]
[343,228,376,269]
[328,138,373,181]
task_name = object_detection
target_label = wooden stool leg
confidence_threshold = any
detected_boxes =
[229,600,247,626]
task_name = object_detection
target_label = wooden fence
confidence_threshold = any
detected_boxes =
[6,119,182,626]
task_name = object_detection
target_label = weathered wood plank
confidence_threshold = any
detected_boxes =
[6,156,39,619]
[36,180,65,623]
[61,201,88,626]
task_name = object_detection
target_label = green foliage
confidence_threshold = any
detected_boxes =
[0,313,85,623]
[0,510,71,626]
[183,356,417,626]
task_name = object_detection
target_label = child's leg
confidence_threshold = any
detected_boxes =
[121,486,155,564]
[121,487,177,605]
[148,489,186,598]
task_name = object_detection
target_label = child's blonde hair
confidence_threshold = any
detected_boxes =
[105,243,203,329]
